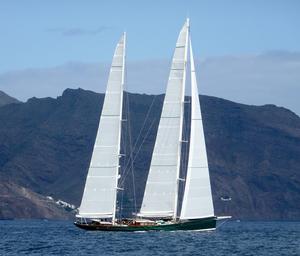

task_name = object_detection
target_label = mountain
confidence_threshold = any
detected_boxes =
[0,88,299,220]
[0,180,73,219]
[0,91,20,107]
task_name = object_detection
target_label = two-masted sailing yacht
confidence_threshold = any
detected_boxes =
[75,19,223,231]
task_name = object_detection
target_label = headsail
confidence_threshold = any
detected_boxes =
[138,20,189,218]
[180,38,214,219]
[78,33,126,221]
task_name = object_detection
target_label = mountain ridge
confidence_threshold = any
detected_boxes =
[0,88,299,220]
[0,90,20,107]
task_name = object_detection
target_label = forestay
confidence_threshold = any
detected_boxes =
[78,34,125,219]
[138,21,189,218]
[180,39,214,219]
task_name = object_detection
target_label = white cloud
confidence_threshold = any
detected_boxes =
[198,51,300,115]
[0,51,299,115]
[0,62,108,101]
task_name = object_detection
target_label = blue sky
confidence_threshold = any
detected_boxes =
[1,0,299,71]
[0,0,300,114]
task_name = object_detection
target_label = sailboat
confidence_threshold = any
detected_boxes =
[74,20,228,231]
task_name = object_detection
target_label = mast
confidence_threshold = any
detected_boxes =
[180,37,214,220]
[138,20,189,219]
[77,34,126,222]
[173,18,189,220]
[112,32,126,224]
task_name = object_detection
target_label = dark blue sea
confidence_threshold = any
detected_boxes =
[1,220,299,255]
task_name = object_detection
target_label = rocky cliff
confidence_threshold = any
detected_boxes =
[0,88,299,220]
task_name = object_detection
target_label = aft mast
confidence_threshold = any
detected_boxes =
[77,33,126,224]
[173,18,189,220]
[138,20,189,219]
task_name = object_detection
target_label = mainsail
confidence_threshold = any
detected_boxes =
[138,20,189,218]
[180,39,214,219]
[78,33,126,221]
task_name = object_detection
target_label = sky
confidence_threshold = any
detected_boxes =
[0,0,300,114]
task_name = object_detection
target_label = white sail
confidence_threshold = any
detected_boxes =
[180,39,214,220]
[78,34,126,220]
[138,20,189,218]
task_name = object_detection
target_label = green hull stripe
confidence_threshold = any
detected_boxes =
[74,217,216,232]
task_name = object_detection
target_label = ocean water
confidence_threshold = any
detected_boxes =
[0,220,299,256]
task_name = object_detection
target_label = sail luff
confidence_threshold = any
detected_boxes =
[180,38,214,220]
[138,20,189,218]
[173,18,189,220]
[78,34,125,219]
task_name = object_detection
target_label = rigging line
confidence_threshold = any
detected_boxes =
[119,116,157,187]
[119,92,127,219]
[119,119,156,189]
[119,184,125,219]
[183,95,191,175]
[118,43,129,219]
[123,94,158,170]
[119,90,131,216]
[125,91,137,215]
[178,96,190,214]
[122,50,137,217]
[120,94,158,179]
[119,115,156,186]
[184,96,191,192]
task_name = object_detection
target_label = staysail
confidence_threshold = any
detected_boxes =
[180,38,214,219]
[138,20,189,218]
[78,33,126,221]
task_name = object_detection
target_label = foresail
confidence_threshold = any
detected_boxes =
[78,34,125,219]
[138,21,189,218]
[180,39,214,220]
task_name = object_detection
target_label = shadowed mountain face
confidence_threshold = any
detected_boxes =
[0,91,20,107]
[0,88,299,220]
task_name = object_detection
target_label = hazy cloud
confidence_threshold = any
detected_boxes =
[0,51,299,115]
[46,26,110,37]
[199,51,300,115]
